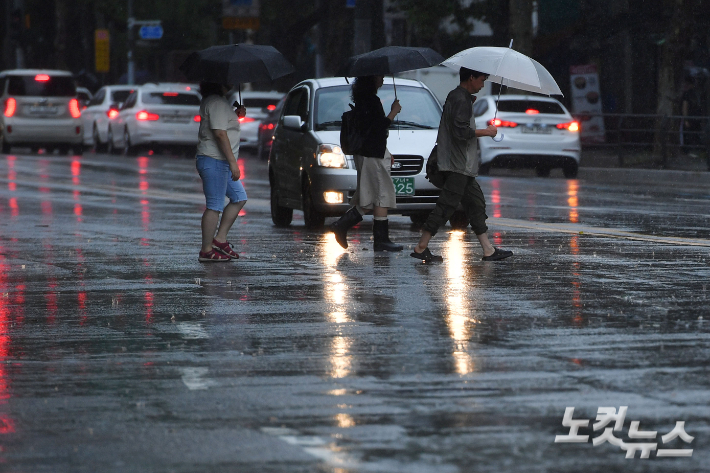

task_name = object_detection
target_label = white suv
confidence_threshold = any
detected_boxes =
[1,69,83,154]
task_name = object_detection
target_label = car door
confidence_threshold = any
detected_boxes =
[272,87,309,205]
[83,87,105,143]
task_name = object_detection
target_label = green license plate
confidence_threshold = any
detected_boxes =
[392,177,415,196]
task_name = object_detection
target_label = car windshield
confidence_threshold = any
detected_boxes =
[7,75,75,97]
[142,92,200,105]
[496,100,565,114]
[314,85,441,130]
[111,90,134,103]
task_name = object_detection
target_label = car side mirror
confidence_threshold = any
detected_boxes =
[283,115,306,132]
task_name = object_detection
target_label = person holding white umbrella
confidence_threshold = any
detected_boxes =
[411,67,514,263]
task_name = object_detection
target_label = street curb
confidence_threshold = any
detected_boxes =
[579,166,710,186]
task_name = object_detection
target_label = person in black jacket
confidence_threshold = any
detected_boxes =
[330,75,402,251]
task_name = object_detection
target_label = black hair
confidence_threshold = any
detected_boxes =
[199,81,227,98]
[351,76,378,105]
[460,67,488,83]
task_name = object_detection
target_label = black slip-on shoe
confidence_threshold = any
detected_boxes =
[410,247,443,263]
[482,247,513,261]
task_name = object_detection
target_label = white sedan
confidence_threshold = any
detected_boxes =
[227,90,284,149]
[108,84,201,155]
[473,94,581,178]
[81,85,136,151]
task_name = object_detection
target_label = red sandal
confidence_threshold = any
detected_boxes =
[198,249,231,262]
[212,239,240,259]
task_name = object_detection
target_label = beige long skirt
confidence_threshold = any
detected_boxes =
[350,149,397,210]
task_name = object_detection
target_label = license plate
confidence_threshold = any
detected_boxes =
[29,105,58,115]
[521,125,552,134]
[392,177,414,196]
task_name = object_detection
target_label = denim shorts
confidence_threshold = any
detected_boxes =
[196,155,248,211]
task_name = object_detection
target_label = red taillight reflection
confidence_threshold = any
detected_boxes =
[488,118,518,128]
[556,121,580,132]
[267,104,276,111]
[136,110,159,121]
[35,74,50,82]
[107,109,119,119]
[239,116,255,123]
[69,99,81,118]
[193,115,201,122]
[4,98,16,117]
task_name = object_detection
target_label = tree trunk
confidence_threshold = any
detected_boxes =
[653,0,687,162]
[54,0,68,69]
[509,0,533,56]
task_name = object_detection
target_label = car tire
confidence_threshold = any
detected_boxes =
[478,162,491,176]
[563,160,579,179]
[0,133,9,154]
[123,129,134,156]
[92,126,105,153]
[410,212,430,226]
[449,210,469,229]
[270,184,293,227]
[302,177,325,228]
[535,165,551,177]
[107,128,116,154]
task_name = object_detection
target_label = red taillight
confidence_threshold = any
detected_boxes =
[267,123,275,130]
[163,92,178,97]
[107,109,119,119]
[193,115,201,122]
[556,121,580,132]
[488,118,518,128]
[525,109,539,114]
[35,74,50,82]
[238,116,255,123]
[136,110,159,121]
[4,98,17,117]
[267,104,276,111]
[69,98,81,118]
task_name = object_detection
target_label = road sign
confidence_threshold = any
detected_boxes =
[222,16,260,30]
[95,29,110,73]
[223,0,260,18]
[139,24,163,40]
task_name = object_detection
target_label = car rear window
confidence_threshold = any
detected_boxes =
[111,90,134,103]
[142,92,200,105]
[242,98,281,109]
[497,100,565,114]
[7,75,76,97]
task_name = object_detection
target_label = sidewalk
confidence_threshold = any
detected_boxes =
[581,146,709,171]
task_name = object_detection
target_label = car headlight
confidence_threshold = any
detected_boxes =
[316,144,347,168]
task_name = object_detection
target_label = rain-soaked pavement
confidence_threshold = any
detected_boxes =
[0,149,708,472]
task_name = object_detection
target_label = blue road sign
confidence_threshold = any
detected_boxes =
[139,25,163,40]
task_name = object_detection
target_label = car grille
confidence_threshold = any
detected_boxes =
[391,155,423,176]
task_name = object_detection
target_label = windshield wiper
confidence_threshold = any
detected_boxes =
[392,120,434,129]
[315,121,342,130]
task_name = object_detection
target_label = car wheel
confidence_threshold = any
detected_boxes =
[410,212,429,226]
[478,162,491,176]
[107,128,116,154]
[449,210,469,229]
[535,165,551,177]
[270,184,293,227]
[0,133,9,154]
[92,126,104,153]
[302,177,325,228]
[563,160,579,179]
[123,129,134,156]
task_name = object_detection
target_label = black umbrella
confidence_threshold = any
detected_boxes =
[339,46,444,97]
[179,44,294,103]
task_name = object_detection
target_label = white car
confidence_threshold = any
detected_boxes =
[269,77,445,228]
[227,90,284,148]
[473,94,581,178]
[81,85,136,151]
[107,84,201,155]
[1,69,83,154]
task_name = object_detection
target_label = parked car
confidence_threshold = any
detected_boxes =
[257,95,285,159]
[0,69,83,154]
[473,94,581,178]
[107,83,201,155]
[269,77,444,228]
[227,90,284,149]
[81,85,136,151]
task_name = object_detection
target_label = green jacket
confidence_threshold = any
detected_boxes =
[436,86,478,177]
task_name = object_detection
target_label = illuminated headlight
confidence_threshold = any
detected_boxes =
[323,191,344,204]
[317,144,347,168]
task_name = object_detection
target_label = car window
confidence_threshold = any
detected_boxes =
[314,85,441,130]
[7,75,76,96]
[242,97,281,110]
[122,92,137,110]
[473,99,488,117]
[111,90,133,104]
[0,77,6,95]
[142,92,200,105]
[89,88,105,106]
[496,100,565,114]
[283,88,308,122]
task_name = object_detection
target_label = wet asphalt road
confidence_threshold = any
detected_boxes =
[0,149,709,472]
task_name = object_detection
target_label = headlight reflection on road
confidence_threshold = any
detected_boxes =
[444,232,476,375]
[322,233,352,379]
[567,180,579,223]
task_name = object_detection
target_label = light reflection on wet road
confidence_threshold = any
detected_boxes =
[0,150,708,472]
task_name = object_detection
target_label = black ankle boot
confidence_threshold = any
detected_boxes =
[329,207,362,249]
[373,219,403,252]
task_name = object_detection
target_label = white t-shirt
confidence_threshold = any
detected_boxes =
[196,95,241,160]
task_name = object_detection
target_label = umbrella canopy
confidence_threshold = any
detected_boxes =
[339,46,444,77]
[442,46,562,96]
[179,44,295,85]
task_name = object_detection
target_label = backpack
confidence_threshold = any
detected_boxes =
[425,144,444,188]
[340,104,364,155]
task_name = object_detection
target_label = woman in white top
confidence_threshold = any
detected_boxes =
[195,81,248,262]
